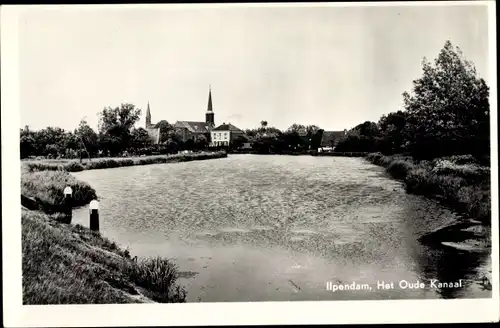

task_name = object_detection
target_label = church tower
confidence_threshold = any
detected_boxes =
[145,101,152,128]
[206,85,215,127]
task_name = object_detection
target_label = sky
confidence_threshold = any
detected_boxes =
[18,4,490,132]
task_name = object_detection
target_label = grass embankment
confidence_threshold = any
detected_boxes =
[366,153,491,223]
[23,209,186,304]
[24,150,228,172]
[22,169,97,209]
[22,162,188,303]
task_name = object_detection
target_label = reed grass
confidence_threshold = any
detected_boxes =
[22,209,186,304]
[366,152,491,223]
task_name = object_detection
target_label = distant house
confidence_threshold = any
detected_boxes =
[210,123,245,147]
[320,130,347,149]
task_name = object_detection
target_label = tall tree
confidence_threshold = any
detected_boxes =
[74,119,99,158]
[20,126,36,158]
[353,121,379,138]
[287,123,306,134]
[402,40,489,158]
[154,120,173,143]
[34,127,68,157]
[377,111,407,154]
[98,103,141,155]
[130,127,153,149]
[305,125,320,136]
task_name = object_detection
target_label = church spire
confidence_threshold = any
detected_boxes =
[206,86,215,127]
[145,101,151,128]
[207,85,213,112]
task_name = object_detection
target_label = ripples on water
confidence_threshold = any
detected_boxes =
[72,155,491,302]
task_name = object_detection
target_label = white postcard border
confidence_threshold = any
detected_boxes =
[2,2,499,326]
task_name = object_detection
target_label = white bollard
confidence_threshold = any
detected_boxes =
[89,200,99,231]
[63,186,73,223]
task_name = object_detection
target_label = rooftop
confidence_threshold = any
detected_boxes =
[174,121,211,133]
[212,123,243,132]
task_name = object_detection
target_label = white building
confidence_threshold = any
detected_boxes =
[210,123,244,147]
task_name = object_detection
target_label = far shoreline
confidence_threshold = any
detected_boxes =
[22,150,228,173]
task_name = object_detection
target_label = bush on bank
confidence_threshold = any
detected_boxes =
[366,152,491,223]
[22,210,186,304]
[21,170,97,208]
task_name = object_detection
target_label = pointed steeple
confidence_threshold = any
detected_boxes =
[207,85,213,112]
[206,85,215,127]
[145,101,151,128]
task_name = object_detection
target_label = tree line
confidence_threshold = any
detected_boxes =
[242,122,325,154]
[21,41,489,161]
[335,41,490,162]
[20,104,193,159]
[20,113,325,159]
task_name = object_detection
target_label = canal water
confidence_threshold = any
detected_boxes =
[72,154,492,302]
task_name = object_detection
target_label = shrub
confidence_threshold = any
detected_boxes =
[405,167,439,195]
[21,170,97,208]
[432,159,489,183]
[366,153,386,166]
[445,154,479,165]
[369,153,491,223]
[386,159,414,180]
[64,162,85,172]
[436,175,467,203]
[126,257,187,303]
[457,184,491,222]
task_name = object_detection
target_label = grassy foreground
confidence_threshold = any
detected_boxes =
[20,151,210,303]
[23,209,186,304]
[366,153,491,223]
[24,151,228,173]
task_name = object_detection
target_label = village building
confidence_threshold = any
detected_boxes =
[144,87,215,144]
[210,123,245,147]
[173,86,215,143]
[144,86,245,147]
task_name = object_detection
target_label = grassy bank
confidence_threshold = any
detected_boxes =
[24,151,228,173]
[366,153,491,223]
[22,170,97,209]
[23,209,186,304]
[21,155,192,303]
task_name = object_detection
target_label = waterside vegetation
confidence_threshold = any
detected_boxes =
[366,153,491,224]
[24,150,228,173]
[21,152,199,303]
[23,209,186,304]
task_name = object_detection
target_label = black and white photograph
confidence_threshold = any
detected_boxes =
[2,2,499,326]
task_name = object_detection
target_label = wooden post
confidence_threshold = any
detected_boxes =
[89,200,99,232]
[63,186,73,224]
